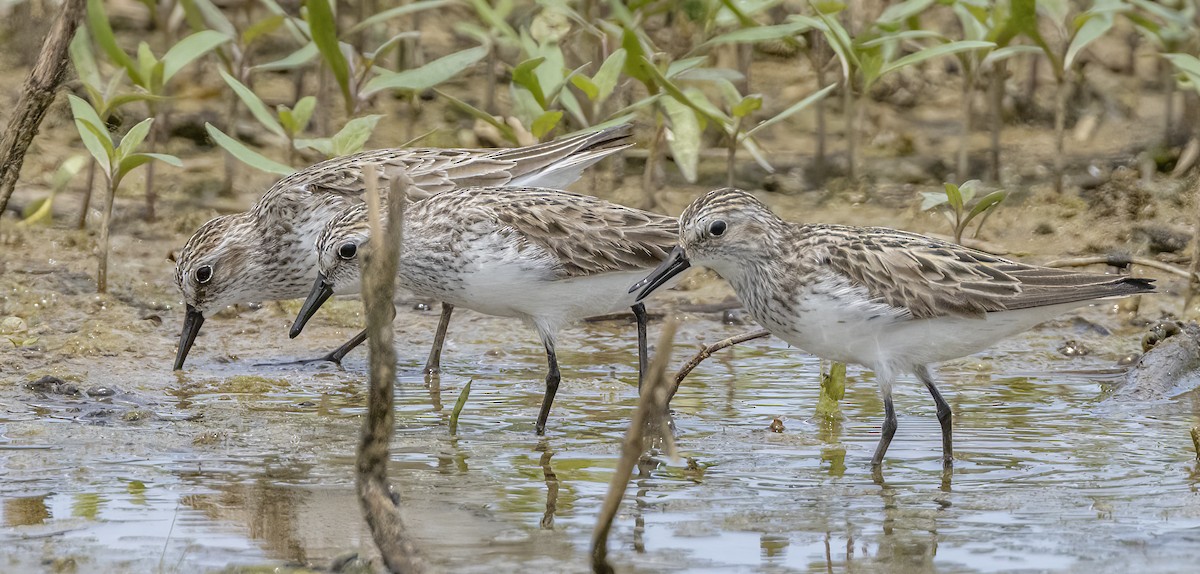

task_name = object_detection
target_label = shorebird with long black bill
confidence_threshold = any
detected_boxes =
[290,186,678,434]
[631,187,1155,467]
[173,125,633,370]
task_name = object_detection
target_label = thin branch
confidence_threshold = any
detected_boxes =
[669,329,771,403]
[358,166,424,573]
[0,0,86,222]
[591,318,678,574]
[1042,255,1194,281]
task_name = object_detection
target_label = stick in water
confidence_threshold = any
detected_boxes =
[357,165,424,573]
[591,317,679,574]
[669,329,771,403]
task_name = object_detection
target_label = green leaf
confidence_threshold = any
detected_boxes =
[68,94,114,174]
[877,0,935,24]
[162,30,229,84]
[665,56,709,79]
[366,31,420,62]
[20,195,54,225]
[1064,10,1117,71]
[982,45,1041,67]
[118,152,182,176]
[87,0,139,84]
[957,179,982,204]
[362,45,488,95]
[744,83,837,138]
[50,155,90,192]
[944,182,964,213]
[881,40,996,77]
[964,189,1006,222]
[349,0,454,34]
[449,380,472,435]
[530,110,563,139]
[253,42,319,72]
[661,96,701,183]
[205,123,295,175]
[70,28,102,92]
[288,96,318,136]
[115,117,155,161]
[700,20,812,48]
[242,13,286,45]
[511,57,548,109]
[571,74,598,100]
[135,42,159,91]
[920,190,949,210]
[179,0,236,37]
[732,94,762,119]
[330,114,384,156]
[74,120,114,178]
[293,137,334,156]
[219,69,286,138]
[592,48,626,102]
[435,89,517,144]
[306,0,353,110]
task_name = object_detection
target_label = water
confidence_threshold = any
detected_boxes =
[2,302,1199,573]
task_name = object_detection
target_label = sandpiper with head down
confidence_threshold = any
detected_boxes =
[173,125,633,370]
[632,188,1155,467]
[290,186,678,435]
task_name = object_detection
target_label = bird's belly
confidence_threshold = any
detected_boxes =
[402,236,648,329]
[770,301,1089,369]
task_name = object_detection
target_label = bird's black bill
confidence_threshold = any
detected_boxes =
[629,245,691,302]
[291,273,334,338]
[174,305,205,371]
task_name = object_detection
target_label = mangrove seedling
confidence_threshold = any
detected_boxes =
[921,180,1007,245]
[68,95,181,293]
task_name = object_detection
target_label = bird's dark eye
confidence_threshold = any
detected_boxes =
[709,219,728,236]
[195,265,213,284]
[337,242,358,260]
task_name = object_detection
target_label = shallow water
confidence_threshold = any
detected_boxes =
[3,289,1199,573]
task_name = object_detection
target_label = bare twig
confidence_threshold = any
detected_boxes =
[591,318,678,574]
[0,0,85,222]
[358,165,424,573]
[669,329,771,403]
[1187,177,1200,313]
[1042,255,1194,281]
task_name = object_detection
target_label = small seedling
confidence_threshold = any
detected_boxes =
[921,180,1007,244]
[449,380,472,435]
[816,361,846,419]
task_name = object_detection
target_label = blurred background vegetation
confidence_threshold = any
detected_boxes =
[1,0,1198,243]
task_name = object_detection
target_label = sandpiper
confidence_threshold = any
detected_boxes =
[289,186,678,434]
[632,188,1155,467]
[174,125,633,370]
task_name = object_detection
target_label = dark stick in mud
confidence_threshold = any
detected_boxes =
[669,329,771,403]
[1043,255,1194,281]
[357,166,424,573]
[591,318,678,574]
[0,0,85,221]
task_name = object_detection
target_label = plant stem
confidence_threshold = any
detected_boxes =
[1053,75,1068,194]
[813,33,827,175]
[727,119,740,188]
[76,157,96,229]
[989,61,1004,182]
[1164,70,1175,145]
[97,176,117,293]
[957,69,973,182]
[144,111,160,221]
[844,81,856,180]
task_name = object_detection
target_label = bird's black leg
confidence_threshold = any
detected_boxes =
[915,365,953,466]
[872,393,898,468]
[424,303,455,376]
[535,337,561,435]
[632,303,649,393]
[259,329,367,368]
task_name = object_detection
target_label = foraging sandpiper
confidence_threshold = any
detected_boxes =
[632,188,1155,467]
[290,186,678,434]
[174,125,633,370]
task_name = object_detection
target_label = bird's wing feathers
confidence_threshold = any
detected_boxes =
[484,189,677,278]
[817,227,1151,319]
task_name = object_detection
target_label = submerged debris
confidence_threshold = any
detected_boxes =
[1113,322,1200,401]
